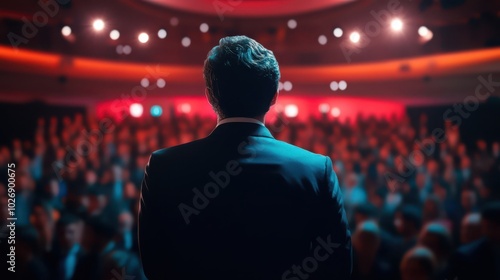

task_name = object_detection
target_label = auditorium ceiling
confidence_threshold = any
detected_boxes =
[0,0,499,104]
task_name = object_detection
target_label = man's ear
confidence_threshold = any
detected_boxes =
[205,88,212,105]
[270,92,278,106]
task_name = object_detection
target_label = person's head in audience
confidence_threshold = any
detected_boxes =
[400,246,437,280]
[17,225,41,262]
[81,188,108,215]
[56,212,83,252]
[422,195,444,223]
[481,202,500,245]
[203,35,280,120]
[85,169,98,186]
[418,223,452,268]
[460,213,482,244]
[353,203,378,228]
[30,200,56,250]
[118,210,134,235]
[460,188,477,213]
[395,205,422,240]
[82,211,119,253]
[352,221,381,273]
[43,177,60,199]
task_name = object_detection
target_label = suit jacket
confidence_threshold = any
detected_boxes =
[449,238,499,279]
[139,122,352,280]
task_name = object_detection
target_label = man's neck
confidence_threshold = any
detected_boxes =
[217,115,265,124]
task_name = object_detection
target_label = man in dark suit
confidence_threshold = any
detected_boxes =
[138,35,352,280]
[449,202,500,279]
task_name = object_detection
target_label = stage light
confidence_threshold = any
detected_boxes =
[200,23,209,33]
[283,81,293,91]
[181,37,191,47]
[170,17,179,26]
[278,81,284,91]
[157,78,166,88]
[138,32,149,43]
[179,103,191,114]
[158,29,167,39]
[130,103,143,118]
[123,45,132,55]
[330,81,339,91]
[319,103,330,113]
[287,19,297,29]
[284,104,299,118]
[150,105,163,117]
[418,26,429,37]
[418,26,433,42]
[349,31,360,43]
[318,35,327,45]
[333,27,343,38]
[116,45,123,54]
[110,30,120,40]
[92,19,105,31]
[390,18,403,32]
[140,78,149,87]
[331,107,341,117]
[339,80,347,90]
[61,26,71,36]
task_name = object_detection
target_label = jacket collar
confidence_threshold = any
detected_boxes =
[208,122,274,139]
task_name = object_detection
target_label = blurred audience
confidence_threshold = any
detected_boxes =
[0,111,499,279]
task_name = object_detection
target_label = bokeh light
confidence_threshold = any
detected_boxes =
[333,27,343,38]
[284,104,299,118]
[92,19,105,31]
[138,32,149,43]
[61,26,71,36]
[331,107,341,117]
[110,30,120,40]
[130,103,143,118]
[150,105,163,117]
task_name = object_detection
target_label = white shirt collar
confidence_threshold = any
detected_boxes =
[216,117,265,127]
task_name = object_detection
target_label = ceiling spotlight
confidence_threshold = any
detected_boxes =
[333,27,343,38]
[140,78,149,87]
[61,26,71,36]
[138,32,149,43]
[92,19,105,31]
[156,78,166,88]
[349,31,360,43]
[318,35,327,45]
[158,29,167,39]
[122,45,132,55]
[287,19,297,29]
[200,23,209,33]
[110,30,120,40]
[181,37,191,47]
[330,81,339,91]
[390,18,403,32]
[338,80,347,90]
[418,26,433,42]
[283,81,293,91]
[418,26,429,37]
[116,45,123,55]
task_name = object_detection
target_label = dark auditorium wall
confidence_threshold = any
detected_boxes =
[0,101,86,146]
[407,97,500,151]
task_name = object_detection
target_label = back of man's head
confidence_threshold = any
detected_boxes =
[203,35,280,118]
